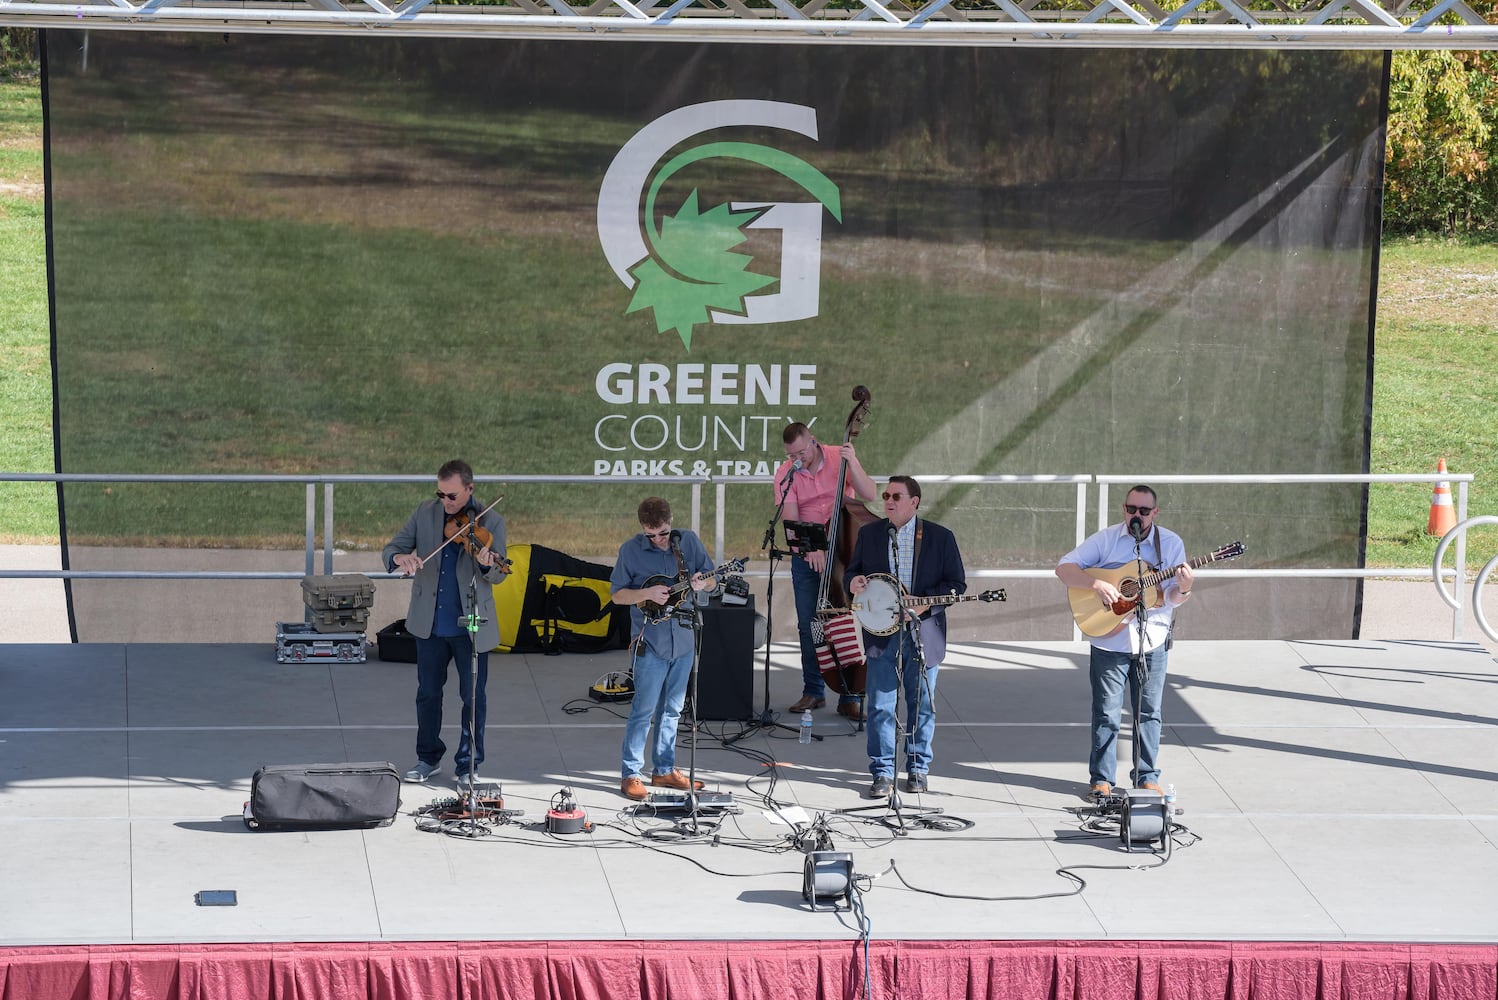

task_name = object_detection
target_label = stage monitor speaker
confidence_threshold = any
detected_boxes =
[692,596,756,721]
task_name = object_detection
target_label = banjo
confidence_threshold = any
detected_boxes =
[841,573,1007,636]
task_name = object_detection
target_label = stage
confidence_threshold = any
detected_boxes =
[1,635,1495,960]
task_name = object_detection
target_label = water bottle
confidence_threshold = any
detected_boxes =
[1165,783,1177,813]
[799,709,814,744]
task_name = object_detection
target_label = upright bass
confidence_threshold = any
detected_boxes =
[812,386,877,697]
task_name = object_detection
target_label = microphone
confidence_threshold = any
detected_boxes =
[669,529,682,544]
[791,458,803,474]
[888,521,899,540]
[1129,517,1145,540]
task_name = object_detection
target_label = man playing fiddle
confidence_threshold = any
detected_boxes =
[772,421,877,720]
[383,459,509,785]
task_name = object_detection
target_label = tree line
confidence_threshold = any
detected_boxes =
[2,25,1496,235]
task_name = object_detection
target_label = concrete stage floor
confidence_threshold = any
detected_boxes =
[1,635,1495,946]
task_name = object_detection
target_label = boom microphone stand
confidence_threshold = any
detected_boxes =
[724,471,822,745]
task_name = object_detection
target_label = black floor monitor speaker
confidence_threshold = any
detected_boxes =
[692,597,756,721]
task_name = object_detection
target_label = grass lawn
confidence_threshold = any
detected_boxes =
[2,73,1494,572]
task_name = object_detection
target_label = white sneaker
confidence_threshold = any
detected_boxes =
[404,761,440,783]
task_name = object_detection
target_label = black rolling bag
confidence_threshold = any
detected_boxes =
[245,761,401,830]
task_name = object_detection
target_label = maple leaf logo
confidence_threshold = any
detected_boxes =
[626,191,778,350]
[614,138,842,351]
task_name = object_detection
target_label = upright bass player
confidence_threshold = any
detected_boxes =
[772,419,877,721]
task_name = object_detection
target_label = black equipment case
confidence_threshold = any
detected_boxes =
[244,761,401,830]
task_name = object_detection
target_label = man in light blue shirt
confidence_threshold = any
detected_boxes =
[609,497,719,802]
[1056,484,1194,799]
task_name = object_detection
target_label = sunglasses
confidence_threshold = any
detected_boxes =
[642,528,673,539]
[434,490,463,501]
[882,492,911,501]
[1124,504,1155,515]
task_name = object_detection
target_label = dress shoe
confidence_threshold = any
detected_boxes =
[836,699,865,722]
[867,775,893,799]
[904,772,928,794]
[1088,781,1112,799]
[620,776,648,801]
[1138,781,1164,795]
[651,770,705,791]
[788,695,826,713]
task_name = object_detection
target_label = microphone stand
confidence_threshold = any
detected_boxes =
[678,591,709,834]
[1127,521,1152,793]
[725,467,820,745]
[455,571,486,838]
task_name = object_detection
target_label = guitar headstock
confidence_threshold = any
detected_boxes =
[1213,541,1245,562]
[979,588,1007,602]
[718,557,747,577]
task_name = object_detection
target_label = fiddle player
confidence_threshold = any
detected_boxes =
[609,496,719,801]
[383,459,509,785]
[1054,484,1192,800]
[773,421,877,721]
[845,476,966,798]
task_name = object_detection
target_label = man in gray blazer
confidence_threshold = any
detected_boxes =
[383,459,509,784]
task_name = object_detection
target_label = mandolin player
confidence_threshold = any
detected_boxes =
[608,496,719,802]
[1054,484,1193,802]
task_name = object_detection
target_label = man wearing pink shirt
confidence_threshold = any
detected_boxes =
[772,422,878,719]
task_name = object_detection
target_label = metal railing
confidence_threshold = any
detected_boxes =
[0,469,1485,639]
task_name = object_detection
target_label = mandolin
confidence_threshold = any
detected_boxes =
[638,558,747,623]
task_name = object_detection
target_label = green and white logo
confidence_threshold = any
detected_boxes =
[597,101,842,351]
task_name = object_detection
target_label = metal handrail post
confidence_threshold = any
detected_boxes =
[714,480,727,565]
[324,482,336,576]
[1453,480,1469,640]
[304,483,315,623]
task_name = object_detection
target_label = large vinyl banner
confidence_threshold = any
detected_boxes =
[41,34,1386,640]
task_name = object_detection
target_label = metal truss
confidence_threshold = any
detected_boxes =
[0,0,1495,50]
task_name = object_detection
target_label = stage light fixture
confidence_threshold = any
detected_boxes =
[1120,790,1167,851]
[802,850,854,912]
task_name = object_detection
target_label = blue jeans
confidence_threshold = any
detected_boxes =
[621,645,694,779]
[415,633,487,776]
[789,557,825,699]
[1089,644,1168,787]
[866,630,939,779]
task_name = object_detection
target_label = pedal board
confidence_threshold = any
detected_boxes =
[644,790,735,810]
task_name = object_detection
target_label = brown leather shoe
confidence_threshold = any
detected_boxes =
[1088,781,1112,799]
[837,700,865,722]
[788,695,826,713]
[1138,781,1164,795]
[620,776,648,801]
[651,770,705,791]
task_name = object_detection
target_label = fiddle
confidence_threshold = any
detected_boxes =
[397,493,511,576]
[440,511,512,574]
[443,510,511,570]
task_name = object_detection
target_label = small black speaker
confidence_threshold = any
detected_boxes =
[691,596,756,721]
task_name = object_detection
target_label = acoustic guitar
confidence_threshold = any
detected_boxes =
[1067,541,1244,638]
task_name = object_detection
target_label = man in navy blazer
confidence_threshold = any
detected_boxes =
[845,476,966,799]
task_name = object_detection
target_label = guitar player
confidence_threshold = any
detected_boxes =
[1055,484,1193,801]
[608,496,719,802]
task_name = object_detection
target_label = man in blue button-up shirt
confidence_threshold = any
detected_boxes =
[1056,484,1194,800]
[609,497,719,802]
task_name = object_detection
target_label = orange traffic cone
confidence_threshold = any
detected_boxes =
[1427,458,1456,537]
